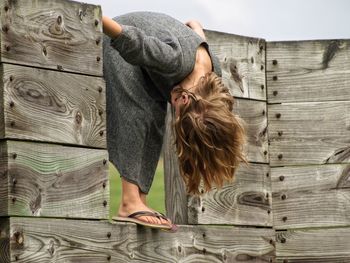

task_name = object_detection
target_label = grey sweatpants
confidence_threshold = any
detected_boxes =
[103,35,167,194]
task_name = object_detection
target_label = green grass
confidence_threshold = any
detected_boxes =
[109,158,165,218]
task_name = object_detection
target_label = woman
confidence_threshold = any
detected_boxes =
[102,12,248,231]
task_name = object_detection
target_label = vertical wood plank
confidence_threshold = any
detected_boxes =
[0,0,103,76]
[0,218,10,263]
[0,143,8,217]
[164,105,188,224]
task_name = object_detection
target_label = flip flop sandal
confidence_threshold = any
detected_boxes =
[152,211,178,233]
[112,210,173,230]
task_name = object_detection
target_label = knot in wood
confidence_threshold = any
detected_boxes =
[75,112,82,125]
[13,231,23,245]
[2,24,9,33]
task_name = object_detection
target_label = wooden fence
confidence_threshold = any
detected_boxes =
[0,0,349,262]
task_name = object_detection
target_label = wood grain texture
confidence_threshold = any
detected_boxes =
[267,40,350,103]
[164,98,269,224]
[0,0,102,76]
[0,219,10,263]
[163,105,188,224]
[0,140,109,219]
[0,144,8,218]
[275,227,350,262]
[234,98,269,164]
[0,217,275,263]
[271,163,350,230]
[268,101,350,165]
[1,63,106,148]
[188,163,272,226]
[205,30,266,101]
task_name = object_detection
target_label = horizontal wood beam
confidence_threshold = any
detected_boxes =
[0,217,275,263]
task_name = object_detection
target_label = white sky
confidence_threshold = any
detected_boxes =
[83,0,350,41]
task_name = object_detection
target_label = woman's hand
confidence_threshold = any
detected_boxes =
[185,20,206,40]
[102,16,123,39]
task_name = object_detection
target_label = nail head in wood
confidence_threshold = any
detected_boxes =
[278,131,283,136]
[267,209,271,214]
[9,75,13,81]
[273,76,278,81]
[95,19,99,26]
[103,159,107,165]
[264,150,268,155]
[107,232,111,238]
[5,44,10,52]
[4,6,9,11]
[281,237,286,243]
[96,38,100,45]
[96,56,101,62]
[272,60,278,65]
[10,121,15,127]
[107,255,111,261]
[276,113,281,118]
[12,197,16,203]
[2,25,9,33]
[98,109,103,116]
[98,87,103,93]
[266,172,269,177]
[57,65,63,71]
[251,57,254,63]
[201,207,205,212]
[178,246,181,252]
[281,194,286,200]
[261,84,264,90]
[13,178,17,185]
[273,90,278,96]
[278,153,283,160]
[103,200,107,207]
[99,130,104,136]
[279,175,285,181]
[102,182,106,188]
[202,248,206,254]
[261,65,264,70]
[282,216,288,222]
[12,153,17,159]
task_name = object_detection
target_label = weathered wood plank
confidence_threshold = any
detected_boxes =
[268,101,350,165]
[267,40,350,103]
[0,0,102,76]
[275,227,350,262]
[0,218,9,263]
[271,163,350,230]
[0,140,109,219]
[164,98,268,224]
[205,30,266,100]
[188,163,272,226]
[1,63,106,148]
[235,99,268,164]
[0,217,275,263]
[164,105,188,224]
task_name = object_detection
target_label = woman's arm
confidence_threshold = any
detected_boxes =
[185,20,206,40]
[102,15,182,74]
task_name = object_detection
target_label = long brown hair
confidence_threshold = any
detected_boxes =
[173,72,249,195]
